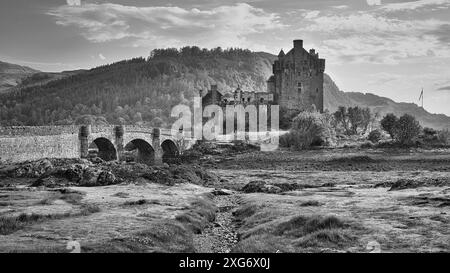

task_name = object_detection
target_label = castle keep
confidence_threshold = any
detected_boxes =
[201,39,325,113]
[268,39,326,112]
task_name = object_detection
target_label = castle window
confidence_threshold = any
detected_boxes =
[316,88,319,93]
[298,82,302,93]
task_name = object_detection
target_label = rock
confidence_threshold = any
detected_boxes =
[79,167,102,186]
[242,181,282,194]
[31,176,62,188]
[62,164,85,182]
[389,179,422,191]
[211,189,232,196]
[14,159,53,178]
[97,171,116,186]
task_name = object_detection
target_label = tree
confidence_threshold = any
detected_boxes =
[394,114,421,145]
[381,113,398,139]
[333,106,350,134]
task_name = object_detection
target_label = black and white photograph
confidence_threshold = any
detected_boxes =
[0,0,449,261]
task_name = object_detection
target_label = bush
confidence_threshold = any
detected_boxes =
[380,113,398,139]
[394,114,421,145]
[367,129,382,143]
[279,111,335,150]
[437,130,450,145]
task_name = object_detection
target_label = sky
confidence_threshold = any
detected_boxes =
[0,0,449,115]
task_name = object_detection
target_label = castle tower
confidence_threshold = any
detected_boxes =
[268,39,325,113]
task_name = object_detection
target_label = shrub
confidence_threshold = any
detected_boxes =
[279,111,335,150]
[423,127,437,136]
[360,141,374,149]
[380,113,398,139]
[437,130,450,145]
[394,114,421,145]
[367,129,382,143]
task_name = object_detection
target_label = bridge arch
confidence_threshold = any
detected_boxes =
[124,139,155,164]
[89,137,117,161]
[161,139,179,163]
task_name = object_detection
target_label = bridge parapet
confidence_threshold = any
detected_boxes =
[0,126,79,137]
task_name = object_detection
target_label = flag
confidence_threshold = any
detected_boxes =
[419,89,423,101]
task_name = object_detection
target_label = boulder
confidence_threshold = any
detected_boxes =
[242,181,282,194]
[97,171,116,186]
[14,159,53,178]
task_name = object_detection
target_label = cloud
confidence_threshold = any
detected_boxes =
[66,0,81,6]
[437,85,450,91]
[47,3,284,49]
[367,0,382,6]
[99,53,106,60]
[304,10,320,19]
[380,0,450,12]
[299,12,450,64]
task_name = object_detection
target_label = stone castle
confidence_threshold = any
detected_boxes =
[202,39,325,113]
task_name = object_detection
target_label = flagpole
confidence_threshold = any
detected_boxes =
[422,88,424,109]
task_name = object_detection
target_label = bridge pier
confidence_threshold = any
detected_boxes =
[114,125,124,162]
[78,125,90,159]
[152,128,163,165]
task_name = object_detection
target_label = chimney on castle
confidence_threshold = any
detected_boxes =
[211,84,218,104]
[293,39,303,49]
[309,49,315,55]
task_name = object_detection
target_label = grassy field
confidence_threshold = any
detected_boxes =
[0,147,448,253]
[210,148,449,253]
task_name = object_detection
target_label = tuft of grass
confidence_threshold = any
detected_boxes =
[275,215,346,238]
[175,194,217,234]
[295,229,355,248]
[37,189,85,206]
[0,202,102,235]
[79,204,101,215]
[299,200,322,207]
[60,192,84,205]
[83,220,195,253]
[0,213,65,235]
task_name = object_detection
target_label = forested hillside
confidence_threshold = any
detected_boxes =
[0,47,274,126]
[0,61,39,93]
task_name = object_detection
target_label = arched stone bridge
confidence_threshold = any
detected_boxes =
[0,125,196,164]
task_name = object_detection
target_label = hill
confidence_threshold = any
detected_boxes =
[323,74,450,130]
[0,48,448,130]
[0,61,39,93]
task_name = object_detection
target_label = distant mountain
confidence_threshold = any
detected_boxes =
[0,49,448,130]
[323,74,450,130]
[0,61,39,93]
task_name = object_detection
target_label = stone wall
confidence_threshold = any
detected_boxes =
[0,134,79,163]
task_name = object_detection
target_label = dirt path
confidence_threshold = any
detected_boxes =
[193,193,240,253]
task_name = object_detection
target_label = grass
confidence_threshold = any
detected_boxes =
[175,194,217,234]
[299,200,322,207]
[0,213,66,235]
[37,189,85,205]
[123,199,148,206]
[83,220,195,253]
[0,203,101,235]
[274,215,346,237]
[295,229,355,248]
[232,199,359,253]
